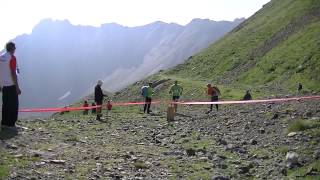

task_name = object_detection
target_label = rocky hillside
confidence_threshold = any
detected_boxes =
[165,0,320,93]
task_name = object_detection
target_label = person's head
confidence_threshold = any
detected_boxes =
[6,42,16,54]
[97,80,103,86]
[84,100,88,104]
[207,83,212,87]
[174,81,178,85]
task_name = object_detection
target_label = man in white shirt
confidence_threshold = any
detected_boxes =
[0,42,21,128]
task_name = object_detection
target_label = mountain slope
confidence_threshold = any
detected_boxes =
[11,18,242,109]
[163,0,320,93]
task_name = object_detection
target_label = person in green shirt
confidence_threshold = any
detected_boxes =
[169,81,183,112]
[144,82,154,114]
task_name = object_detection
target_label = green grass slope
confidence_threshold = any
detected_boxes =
[163,0,320,93]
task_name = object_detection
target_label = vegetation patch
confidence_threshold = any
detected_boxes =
[286,119,320,133]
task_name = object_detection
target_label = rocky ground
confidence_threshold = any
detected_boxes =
[0,97,320,179]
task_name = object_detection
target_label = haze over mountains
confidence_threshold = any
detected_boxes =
[12,18,244,109]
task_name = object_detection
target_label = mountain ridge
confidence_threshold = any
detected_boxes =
[10,18,242,109]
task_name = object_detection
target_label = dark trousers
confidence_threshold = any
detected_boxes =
[210,96,219,111]
[2,85,19,127]
[144,97,152,113]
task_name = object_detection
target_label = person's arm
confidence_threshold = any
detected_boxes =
[10,57,21,95]
[100,88,106,98]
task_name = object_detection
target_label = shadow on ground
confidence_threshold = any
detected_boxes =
[0,127,18,140]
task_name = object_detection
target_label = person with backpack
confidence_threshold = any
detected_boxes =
[207,83,220,112]
[141,84,148,111]
[143,82,154,114]
[94,80,107,120]
[0,42,21,130]
[169,81,183,112]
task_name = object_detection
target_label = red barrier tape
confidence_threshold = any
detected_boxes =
[112,100,161,106]
[174,96,320,105]
[16,95,320,112]
[19,106,101,112]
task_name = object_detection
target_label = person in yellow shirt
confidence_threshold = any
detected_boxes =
[144,82,154,114]
[169,81,183,112]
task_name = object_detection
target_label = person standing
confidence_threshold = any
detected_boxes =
[207,83,220,113]
[91,102,97,114]
[0,42,21,128]
[94,80,106,120]
[141,84,148,111]
[169,81,183,112]
[144,82,154,114]
[242,90,252,100]
[83,100,89,115]
[297,82,303,93]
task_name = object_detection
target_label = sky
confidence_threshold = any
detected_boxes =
[0,0,270,48]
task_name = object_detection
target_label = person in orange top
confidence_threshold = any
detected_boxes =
[207,83,220,112]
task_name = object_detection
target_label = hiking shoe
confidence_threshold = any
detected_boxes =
[1,125,18,132]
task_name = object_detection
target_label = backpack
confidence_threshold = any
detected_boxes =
[141,86,148,97]
[212,86,221,96]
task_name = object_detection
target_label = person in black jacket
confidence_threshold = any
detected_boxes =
[242,90,252,100]
[95,80,106,120]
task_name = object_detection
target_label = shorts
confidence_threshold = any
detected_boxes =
[172,96,180,101]
[211,96,218,102]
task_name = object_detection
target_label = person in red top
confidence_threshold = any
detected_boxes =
[106,100,112,111]
[0,42,21,129]
[207,83,220,113]
[83,100,89,115]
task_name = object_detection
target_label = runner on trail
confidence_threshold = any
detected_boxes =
[169,81,183,112]
[207,83,220,113]
[143,82,154,114]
